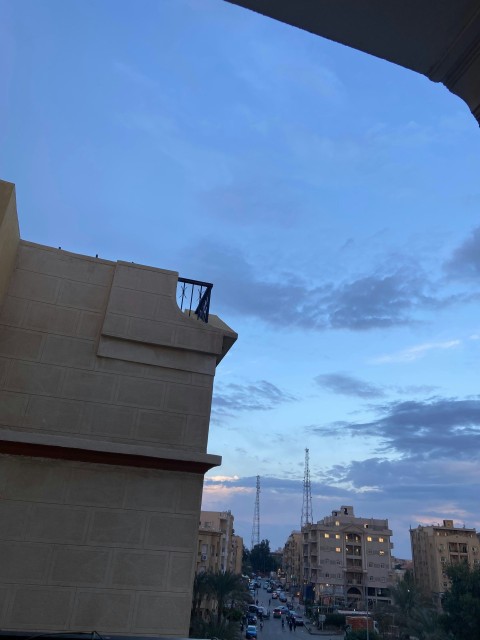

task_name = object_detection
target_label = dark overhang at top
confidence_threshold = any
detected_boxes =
[226,0,480,126]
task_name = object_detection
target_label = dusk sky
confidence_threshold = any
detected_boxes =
[2,0,480,559]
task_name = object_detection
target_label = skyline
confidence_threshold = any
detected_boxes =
[2,0,480,559]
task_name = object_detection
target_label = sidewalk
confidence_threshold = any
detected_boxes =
[304,622,345,639]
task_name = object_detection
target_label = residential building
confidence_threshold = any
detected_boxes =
[410,519,480,605]
[199,510,236,573]
[283,531,303,592]
[232,534,244,575]
[303,505,393,608]
[0,179,237,637]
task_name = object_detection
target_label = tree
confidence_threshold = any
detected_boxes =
[207,570,247,624]
[440,564,480,640]
[191,571,212,620]
[249,539,279,574]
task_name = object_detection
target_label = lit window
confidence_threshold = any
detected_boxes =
[335,521,340,526]
[379,537,384,543]
[364,524,369,529]
[379,550,385,556]
[335,534,341,539]
[324,533,330,538]
[335,547,341,553]
[367,536,372,542]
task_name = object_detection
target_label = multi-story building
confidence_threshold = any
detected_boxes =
[0,179,237,637]
[303,506,393,608]
[199,510,236,573]
[283,531,303,592]
[232,534,244,575]
[410,519,480,605]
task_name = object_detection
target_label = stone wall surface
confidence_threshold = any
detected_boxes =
[0,179,237,637]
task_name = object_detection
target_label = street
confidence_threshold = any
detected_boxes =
[250,593,307,640]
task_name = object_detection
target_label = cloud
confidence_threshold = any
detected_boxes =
[313,397,480,461]
[372,340,461,363]
[445,226,480,279]
[315,372,385,399]
[194,243,439,331]
[212,379,296,418]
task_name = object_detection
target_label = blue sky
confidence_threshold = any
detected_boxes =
[2,0,480,559]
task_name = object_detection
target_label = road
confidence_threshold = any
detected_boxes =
[246,591,345,640]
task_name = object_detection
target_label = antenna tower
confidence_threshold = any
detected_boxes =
[301,448,313,528]
[251,475,260,549]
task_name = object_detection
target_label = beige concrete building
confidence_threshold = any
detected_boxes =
[283,531,303,592]
[410,519,480,605]
[198,510,236,573]
[0,179,237,637]
[232,534,244,575]
[303,506,394,608]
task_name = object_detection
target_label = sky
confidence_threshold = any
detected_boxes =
[1,0,480,560]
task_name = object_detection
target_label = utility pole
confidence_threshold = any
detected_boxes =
[301,448,313,528]
[251,475,260,550]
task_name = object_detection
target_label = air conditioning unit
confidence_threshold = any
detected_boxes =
[201,554,207,561]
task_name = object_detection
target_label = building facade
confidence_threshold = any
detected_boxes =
[303,506,393,608]
[198,510,236,573]
[283,531,303,593]
[410,519,480,605]
[0,179,237,637]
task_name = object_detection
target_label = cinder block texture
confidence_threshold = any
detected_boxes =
[0,242,236,453]
[0,456,205,635]
[0,209,237,637]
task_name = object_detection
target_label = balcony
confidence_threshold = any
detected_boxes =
[177,277,213,323]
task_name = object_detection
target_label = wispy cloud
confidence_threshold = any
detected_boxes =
[315,372,385,399]
[372,340,461,363]
[212,379,296,419]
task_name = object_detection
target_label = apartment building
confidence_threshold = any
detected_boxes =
[0,179,237,637]
[283,531,303,592]
[303,505,393,608]
[198,510,236,573]
[232,534,244,575]
[410,519,480,605]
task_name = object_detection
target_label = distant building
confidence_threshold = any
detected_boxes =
[232,534,244,575]
[198,510,236,573]
[303,505,394,608]
[410,519,480,606]
[283,531,303,591]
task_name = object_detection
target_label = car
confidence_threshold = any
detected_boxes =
[245,625,257,639]
[272,592,278,599]
[266,586,273,593]
[247,615,257,625]
[273,608,282,619]
[279,593,287,603]
[294,615,304,626]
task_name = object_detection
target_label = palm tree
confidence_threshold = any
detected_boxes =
[207,571,247,624]
[192,571,212,619]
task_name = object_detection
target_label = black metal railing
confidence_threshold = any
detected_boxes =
[177,277,213,323]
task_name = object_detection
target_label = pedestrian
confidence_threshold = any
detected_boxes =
[268,598,271,606]
[288,620,292,632]
[293,619,297,632]
[260,621,263,631]
[256,599,259,606]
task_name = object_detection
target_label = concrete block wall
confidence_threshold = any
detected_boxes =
[0,180,237,637]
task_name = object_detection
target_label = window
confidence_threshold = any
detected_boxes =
[368,562,373,567]
[364,524,369,529]
[367,536,372,542]
[336,547,341,553]
[369,576,374,581]
[379,550,385,556]
[324,533,330,539]
[335,521,340,526]
[335,534,341,539]
[378,537,384,543]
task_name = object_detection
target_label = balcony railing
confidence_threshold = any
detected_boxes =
[177,277,213,323]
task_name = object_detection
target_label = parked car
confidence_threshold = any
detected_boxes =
[294,615,304,626]
[246,625,257,639]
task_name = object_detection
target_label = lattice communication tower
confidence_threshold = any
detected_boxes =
[301,448,313,528]
[251,475,260,549]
